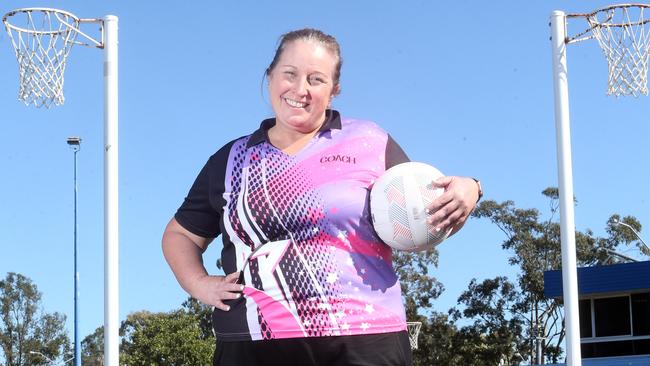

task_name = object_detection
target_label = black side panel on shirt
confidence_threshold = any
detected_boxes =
[175,138,252,340]
[385,134,410,169]
[175,139,235,238]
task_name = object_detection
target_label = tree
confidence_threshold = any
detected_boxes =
[181,297,213,340]
[393,247,462,365]
[451,277,527,366]
[412,312,463,366]
[81,326,103,366]
[119,309,213,366]
[0,272,70,366]
[81,297,214,365]
[394,249,444,319]
[469,188,642,364]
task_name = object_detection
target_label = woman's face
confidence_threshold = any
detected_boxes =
[268,40,339,135]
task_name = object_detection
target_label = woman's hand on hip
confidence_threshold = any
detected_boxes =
[193,271,244,311]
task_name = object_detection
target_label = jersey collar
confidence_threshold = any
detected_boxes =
[246,109,342,148]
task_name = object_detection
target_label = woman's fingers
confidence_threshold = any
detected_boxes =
[214,300,231,312]
[426,176,478,234]
[224,271,241,283]
[195,272,245,311]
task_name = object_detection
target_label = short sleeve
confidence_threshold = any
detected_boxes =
[174,156,222,239]
[385,134,410,169]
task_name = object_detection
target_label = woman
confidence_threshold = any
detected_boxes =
[162,28,481,366]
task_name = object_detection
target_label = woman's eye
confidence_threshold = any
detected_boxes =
[309,76,326,85]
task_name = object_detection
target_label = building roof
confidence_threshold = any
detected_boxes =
[544,260,650,299]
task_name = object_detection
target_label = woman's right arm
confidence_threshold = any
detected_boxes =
[162,218,243,311]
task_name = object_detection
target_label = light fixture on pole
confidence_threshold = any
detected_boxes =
[612,219,650,254]
[29,351,54,365]
[66,136,81,366]
[30,350,74,366]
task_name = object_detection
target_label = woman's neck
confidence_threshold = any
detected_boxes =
[267,125,320,156]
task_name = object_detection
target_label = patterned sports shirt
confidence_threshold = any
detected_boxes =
[175,110,410,341]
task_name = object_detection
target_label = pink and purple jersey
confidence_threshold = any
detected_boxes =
[175,110,410,341]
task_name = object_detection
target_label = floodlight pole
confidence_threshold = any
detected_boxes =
[550,11,582,366]
[103,15,119,366]
[66,136,81,366]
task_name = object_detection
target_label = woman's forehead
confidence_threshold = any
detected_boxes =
[277,40,337,70]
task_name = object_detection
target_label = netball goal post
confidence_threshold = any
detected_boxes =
[550,4,649,366]
[3,8,120,366]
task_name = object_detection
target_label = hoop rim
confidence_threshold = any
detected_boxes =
[3,7,80,35]
[569,3,650,27]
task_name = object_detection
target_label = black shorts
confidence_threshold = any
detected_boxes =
[213,331,412,366]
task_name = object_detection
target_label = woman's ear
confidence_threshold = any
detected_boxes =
[331,84,341,97]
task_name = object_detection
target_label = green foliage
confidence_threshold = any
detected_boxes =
[394,247,457,364]
[451,277,527,365]
[393,248,444,320]
[181,297,213,340]
[0,272,70,366]
[81,300,215,366]
[118,308,213,366]
[81,326,104,366]
[410,312,460,366]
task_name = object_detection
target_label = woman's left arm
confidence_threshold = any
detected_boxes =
[426,176,482,236]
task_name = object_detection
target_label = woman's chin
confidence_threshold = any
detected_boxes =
[277,115,324,134]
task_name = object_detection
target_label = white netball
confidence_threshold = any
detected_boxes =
[370,162,450,252]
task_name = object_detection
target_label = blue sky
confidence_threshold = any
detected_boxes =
[1,0,648,342]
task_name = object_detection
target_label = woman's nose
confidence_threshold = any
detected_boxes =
[293,77,309,96]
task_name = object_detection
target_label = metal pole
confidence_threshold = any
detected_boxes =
[550,10,582,366]
[103,15,119,366]
[73,143,80,366]
[66,136,81,366]
[535,307,542,365]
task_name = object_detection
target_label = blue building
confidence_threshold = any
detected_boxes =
[544,261,650,365]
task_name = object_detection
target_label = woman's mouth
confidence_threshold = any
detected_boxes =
[284,97,308,108]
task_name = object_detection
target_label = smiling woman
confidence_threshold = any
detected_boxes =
[266,31,342,154]
[162,27,481,366]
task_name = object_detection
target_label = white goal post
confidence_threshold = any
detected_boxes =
[3,8,120,366]
[550,4,649,366]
